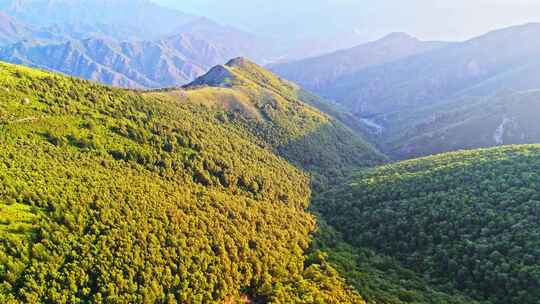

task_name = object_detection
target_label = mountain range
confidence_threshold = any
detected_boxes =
[271,33,449,95]
[0,0,275,87]
[275,23,540,117]
[0,32,267,88]
[0,0,196,40]
[273,23,540,159]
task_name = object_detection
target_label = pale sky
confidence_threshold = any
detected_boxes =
[156,0,540,49]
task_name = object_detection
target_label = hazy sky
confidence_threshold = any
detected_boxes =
[156,0,540,42]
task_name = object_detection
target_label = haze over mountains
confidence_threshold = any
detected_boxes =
[0,0,196,40]
[0,0,275,87]
[329,23,540,116]
[273,22,540,158]
[0,31,265,88]
[271,33,450,95]
[275,23,540,115]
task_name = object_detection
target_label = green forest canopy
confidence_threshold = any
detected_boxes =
[315,145,540,304]
[0,62,366,303]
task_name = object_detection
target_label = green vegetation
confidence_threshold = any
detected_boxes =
[181,57,386,190]
[315,145,540,304]
[6,58,536,304]
[310,219,480,304]
[0,62,366,303]
[0,202,40,241]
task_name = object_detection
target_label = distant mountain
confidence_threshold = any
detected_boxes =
[369,90,540,159]
[32,22,153,43]
[325,23,540,116]
[0,4,276,88]
[0,0,196,40]
[0,11,35,44]
[0,32,268,88]
[172,17,273,63]
[0,11,156,46]
[271,33,449,95]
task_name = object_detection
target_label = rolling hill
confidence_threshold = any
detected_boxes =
[271,32,449,96]
[315,145,540,304]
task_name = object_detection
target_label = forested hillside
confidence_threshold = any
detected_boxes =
[0,62,366,303]
[315,145,540,304]
[181,57,385,189]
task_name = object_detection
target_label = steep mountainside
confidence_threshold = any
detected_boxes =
[180,57,386,188]
[0,35,265,88]
[0,61,369,303]
[315,145,540,304]
[373,90,540,159]
[271,33,449,95]
[325,23,540,116]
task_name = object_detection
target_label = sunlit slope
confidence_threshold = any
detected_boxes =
[0,62,364,303]
[166,57,386,189]
[315,145,540,304]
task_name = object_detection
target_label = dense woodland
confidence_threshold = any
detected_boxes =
[0,62,368,303]
[315,145,540,304]
[2,58,540,304]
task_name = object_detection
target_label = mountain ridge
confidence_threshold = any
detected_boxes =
[326,22,540,116]
[0,33,267,88]
[271,32,450,95]
[178,57,387,188]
